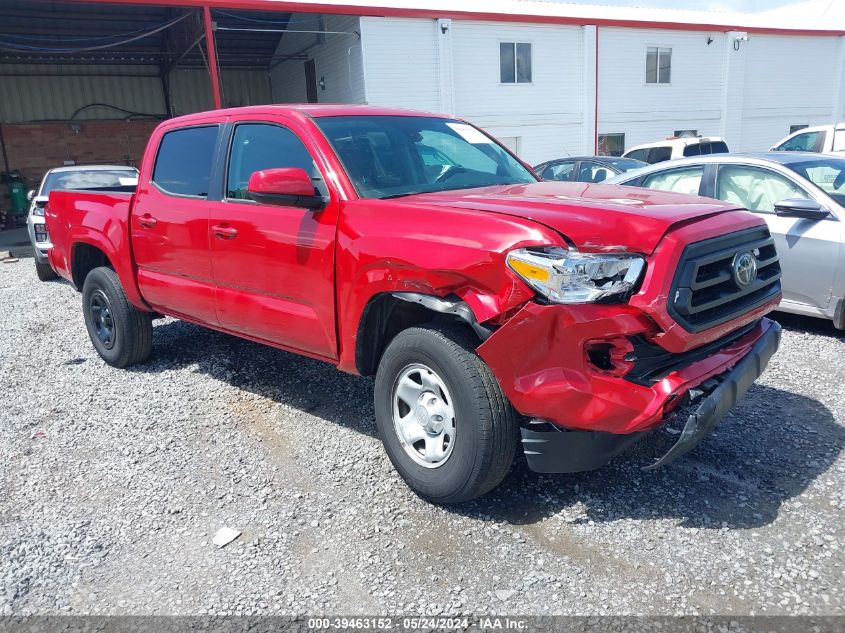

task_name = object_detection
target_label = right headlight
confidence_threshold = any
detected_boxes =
[506,246,645,304]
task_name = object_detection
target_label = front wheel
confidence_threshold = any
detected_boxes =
[374,325,519,504]
[82,266,152,368]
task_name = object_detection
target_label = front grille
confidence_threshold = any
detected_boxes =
[669,226,781,332]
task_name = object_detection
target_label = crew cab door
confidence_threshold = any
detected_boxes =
[208,118,339,359]
[131,123,221,324]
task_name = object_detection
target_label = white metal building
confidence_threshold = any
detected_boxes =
[266,0,845,164]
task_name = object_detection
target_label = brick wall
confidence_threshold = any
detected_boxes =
[0,120,159,190]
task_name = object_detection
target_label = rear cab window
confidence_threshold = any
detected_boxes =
[152,125,219,197]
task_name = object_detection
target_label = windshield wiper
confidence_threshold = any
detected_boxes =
[379,180,522,200]
[380,191,430,199]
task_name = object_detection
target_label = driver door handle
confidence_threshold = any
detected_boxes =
[212,224,238,239]
[138,214,157,228]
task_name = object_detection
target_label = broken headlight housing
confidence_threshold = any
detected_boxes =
[507,247,645,304]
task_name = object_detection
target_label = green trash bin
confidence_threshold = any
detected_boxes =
[8,179,28,216]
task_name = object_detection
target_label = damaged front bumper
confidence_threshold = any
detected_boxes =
[520,320,780,473]
[477,301,781,473]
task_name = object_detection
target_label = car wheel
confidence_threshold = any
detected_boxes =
[374,325,519,504]
[35,259,57,281]
[82,266,152,368]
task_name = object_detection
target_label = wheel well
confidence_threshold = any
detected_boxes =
[355,293,488,376]
[72,243,112,290]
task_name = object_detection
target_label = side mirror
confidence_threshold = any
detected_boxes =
[27,189,36,201]
[773,198,829,220]
[247,168,328,210]
[34,195,49,206]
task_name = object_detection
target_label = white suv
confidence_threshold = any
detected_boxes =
[622,136,729,164]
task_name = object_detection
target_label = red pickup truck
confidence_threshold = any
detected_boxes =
[46,105,782,503]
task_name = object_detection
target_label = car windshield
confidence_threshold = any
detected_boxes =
[785,158,845,207]
[603,157,646,172]
[41,169,138,195]
[314,115,536,199]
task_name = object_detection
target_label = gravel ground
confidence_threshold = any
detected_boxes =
[1,259,843,617]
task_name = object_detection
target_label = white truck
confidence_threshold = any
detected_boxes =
[770,124,845,155]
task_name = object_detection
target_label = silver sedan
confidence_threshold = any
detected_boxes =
[605,153,845,328]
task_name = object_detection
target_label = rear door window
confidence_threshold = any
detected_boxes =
[576,161,613,183]
[641,166,705,196]
[542,161,576,181]
[624,149,648,162]
[710,141,728,154]
[647,146,672,164]
[683,144,701,157]
[152,126,219,197]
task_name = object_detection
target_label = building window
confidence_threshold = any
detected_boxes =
[500,42,532,83]
[646,47,671,84]
[597,133,625,157]
[674,129,698,138]
[789,124,809,134]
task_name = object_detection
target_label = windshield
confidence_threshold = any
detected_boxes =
[603,157,646,172]
[785,158,845,207]
[314,116,536,199]
[40,169,138,195]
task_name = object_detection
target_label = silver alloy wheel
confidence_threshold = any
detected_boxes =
[391,363,456,468]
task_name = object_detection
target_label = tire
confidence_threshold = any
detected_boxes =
[35,259,57,281]
[374,325,519,504]
[82,266,152,368]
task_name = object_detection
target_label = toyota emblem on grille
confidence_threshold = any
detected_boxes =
[732,251,758,288]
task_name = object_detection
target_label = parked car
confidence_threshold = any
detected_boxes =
[605,152,844,328]
[533,156,645,183]
[46,105,781,503]
[622,136,729,164]
[770,123,845,155]
[26,165,139,280]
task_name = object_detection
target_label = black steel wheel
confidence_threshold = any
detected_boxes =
[82,266,152,367]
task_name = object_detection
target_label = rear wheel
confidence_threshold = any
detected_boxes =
[82,266,152,367]
[374,325,518,504]
[35,259,57,281]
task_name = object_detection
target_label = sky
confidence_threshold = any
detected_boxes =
[548,0,797,10]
